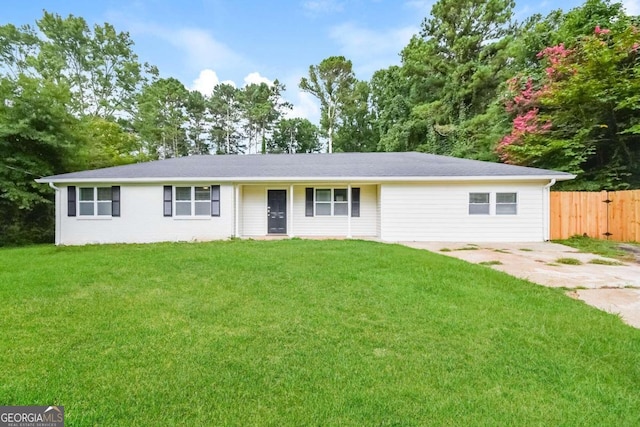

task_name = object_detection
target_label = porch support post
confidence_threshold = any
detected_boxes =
[289,184,294,237]
[347,184,352,238]
[234,184,240,238]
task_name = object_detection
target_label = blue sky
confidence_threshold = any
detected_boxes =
[2,0,636,122]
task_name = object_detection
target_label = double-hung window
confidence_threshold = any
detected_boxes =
[315,188,348,216]
[496,193,517,215]
[72,186,120,217]
[315,189,332,215]
[469,193,490,215]
[333,189,348,215]
[468,192,518,215]
[306,187,360,217]
[164,185,220,217]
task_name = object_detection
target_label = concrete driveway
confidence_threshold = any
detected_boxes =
[402,241,640,328]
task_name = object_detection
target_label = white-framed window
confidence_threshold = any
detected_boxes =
[469,192,490,215]
[305,187,360,217]
[315,189,332,215]
[79,187,112,216]
[496,192,517,215]
[175,186,212,216]
[315,188,348,216]
[333,189,348,215]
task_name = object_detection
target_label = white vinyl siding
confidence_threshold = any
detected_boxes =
[380,182,545,242]
[351,185,377,237]
[59,184,234,245]
[241,185,267,236]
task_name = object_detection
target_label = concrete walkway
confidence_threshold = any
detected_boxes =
[401,241,640,328]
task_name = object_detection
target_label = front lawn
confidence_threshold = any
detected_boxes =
[1,240,639,425]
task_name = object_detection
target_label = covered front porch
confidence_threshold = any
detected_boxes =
[233,183,380,239]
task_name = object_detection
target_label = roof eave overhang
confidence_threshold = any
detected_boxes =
[36,175,576,184]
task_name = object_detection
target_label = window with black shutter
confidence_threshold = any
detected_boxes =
[67,186,76,217]
[305,187,314,216]
[163,186,173,217]
[351,187,360,217]
[211,185,220,217]
[111,186,121,217]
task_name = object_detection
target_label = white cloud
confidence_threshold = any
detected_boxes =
[623,0,640,15]
[122,21,248,74]
[191,69,236,95]
[172,28,245,71]
[243,72,273,86]
[191,69,220,95]
[280,73,321,124]
[287,91,321,122]
[302,0,344,15]
[328,22,418,77]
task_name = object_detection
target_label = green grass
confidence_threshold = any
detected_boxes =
[479,260,503,266]
[1,240,640,426]
[439,246,477,252]
[555,235,638,262]
[589,258,625,266]
[556,257,583,265]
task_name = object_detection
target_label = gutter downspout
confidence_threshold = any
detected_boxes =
[234,184,240,238]
[347,184,352,238]
[543,179,557,241]
[48,182,61,246]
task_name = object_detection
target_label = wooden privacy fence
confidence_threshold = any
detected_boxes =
[550,190,640,242]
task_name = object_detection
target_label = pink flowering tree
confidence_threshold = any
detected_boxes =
[497,25,640,189]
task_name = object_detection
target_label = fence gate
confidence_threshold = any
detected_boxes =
[550,190,640,242]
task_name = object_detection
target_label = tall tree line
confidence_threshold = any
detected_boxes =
[300,0,640,190]
[0,11,320,245]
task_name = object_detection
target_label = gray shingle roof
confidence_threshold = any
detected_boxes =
[37,152,574,182]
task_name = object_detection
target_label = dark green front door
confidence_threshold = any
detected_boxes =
[267,190,287,234]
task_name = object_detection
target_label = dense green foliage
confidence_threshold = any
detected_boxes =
[371,0,640,187]
[499,24,640,189]
[2,1,639,244]
[297,0,640,191]
[299,56,357,153]
[0,76,79,244]
[1,240,639,425]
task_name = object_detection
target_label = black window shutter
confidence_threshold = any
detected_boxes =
[305,187,314,217]
[163,186,172,217]
[111,186,121,217]
[351,187,360,217]
[211,185,220,217]
[67,186,77,217]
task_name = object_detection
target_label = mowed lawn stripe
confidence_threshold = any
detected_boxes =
[1,240,639,426]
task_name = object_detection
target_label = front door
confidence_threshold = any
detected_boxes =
[267,190,287,234]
